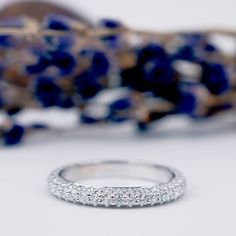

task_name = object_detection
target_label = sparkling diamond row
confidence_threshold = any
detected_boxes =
[48,168,186,207]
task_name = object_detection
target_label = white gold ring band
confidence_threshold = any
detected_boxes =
[48,160,186,208]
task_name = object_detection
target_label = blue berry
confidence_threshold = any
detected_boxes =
[201,62,229,94]
[3,124,25,145]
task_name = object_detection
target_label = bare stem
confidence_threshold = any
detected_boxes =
[0,16,236,39]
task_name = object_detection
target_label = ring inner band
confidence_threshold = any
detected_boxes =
[60,161,175,187]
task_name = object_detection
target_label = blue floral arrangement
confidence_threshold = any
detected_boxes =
[0,14,235,145]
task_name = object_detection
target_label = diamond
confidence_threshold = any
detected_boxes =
[47,164,186,208]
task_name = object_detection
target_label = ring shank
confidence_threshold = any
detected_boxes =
[48,161,186,207]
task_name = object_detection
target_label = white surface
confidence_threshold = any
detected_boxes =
[0,0,236,235]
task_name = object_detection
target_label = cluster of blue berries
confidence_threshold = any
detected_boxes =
[0,15,234,145]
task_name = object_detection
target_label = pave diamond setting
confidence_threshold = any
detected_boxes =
[48,163,186,208]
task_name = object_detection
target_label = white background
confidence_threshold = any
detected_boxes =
[0,0,236,235]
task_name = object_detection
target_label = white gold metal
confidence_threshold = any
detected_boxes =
[48,160,186,208]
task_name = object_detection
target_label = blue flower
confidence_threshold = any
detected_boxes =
[74,71,102,99]
[26,50,76,76]
[49,50,76,76]
[0,36,12,47]
[43,14,71,31]
[181,33,204,46]
[143,59,173,85]
[29,123,48,129]
[137,43,167,65]
[136,121,149,132]
[177,90,197,114]
[44,35,75,50]
[201,62,229,94]
[57,96,74,108]
[99,19,122,28]
[99,19,122,47]
[121,59,179,102]
[101,35,119,48]
[107,98,132,122]
[121,44,170,93]
[91,51,109,76]
[120,66,146,91]
[143,58,180,102]
[173,45,197,61]
[80,114,100,124]
[3,124,25,145]
[6,106,22,116]
[34,76,62,107]
[204,44,217,53]
[81,49,110,77]
[25,55,50,74]
[110,98,131,110]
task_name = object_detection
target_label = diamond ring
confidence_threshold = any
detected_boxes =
[48,160,186,208]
